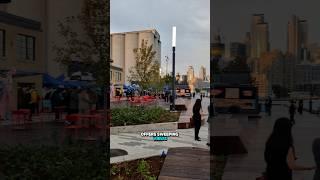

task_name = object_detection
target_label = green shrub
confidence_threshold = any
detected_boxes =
[111,106,179,126]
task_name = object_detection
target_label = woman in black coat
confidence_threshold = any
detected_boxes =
[264,117,314,180]
[193,99,202,141]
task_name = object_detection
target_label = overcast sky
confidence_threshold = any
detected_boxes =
[111,0,210,76]
[213,0,320,52]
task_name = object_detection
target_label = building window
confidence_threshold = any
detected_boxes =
[16,34,35,61]
[110,70,113,81]
[0,29,5,57]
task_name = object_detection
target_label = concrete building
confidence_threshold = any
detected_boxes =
[287,15,308,63]
[295,48,320,94]
[269,53,295,93]
[245,32,251,58]
[110,29,161,85]
[307,43,320,64]
[0,11,44,110]
[199,66,206,81]
[250,14,270,58]
[187,66,195,82]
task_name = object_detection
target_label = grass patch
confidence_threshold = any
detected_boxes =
[111,106,180,126]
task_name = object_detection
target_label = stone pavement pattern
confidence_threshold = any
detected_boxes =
[219,104,319,180]
[110,96,210,164]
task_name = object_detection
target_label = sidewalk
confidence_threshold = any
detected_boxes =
[110,96,210,164]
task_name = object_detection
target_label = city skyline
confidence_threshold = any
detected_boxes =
[111,0,210,75]
[213,0,320,52]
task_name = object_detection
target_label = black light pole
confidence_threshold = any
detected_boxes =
[171,26,176,111]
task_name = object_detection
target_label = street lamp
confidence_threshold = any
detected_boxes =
[171,26,176,111]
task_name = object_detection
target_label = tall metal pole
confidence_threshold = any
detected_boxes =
[171,26,176,111]
[172,47,176,111]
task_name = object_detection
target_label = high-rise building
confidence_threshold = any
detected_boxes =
[250,14,270,58]
[187,66,194,82]
[287,15,308,63]
[245,32,251,58]
[111,29,161,85]
[199,66,206,81]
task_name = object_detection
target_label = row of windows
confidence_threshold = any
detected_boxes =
[110,70,122,82]
[0,29,35,61]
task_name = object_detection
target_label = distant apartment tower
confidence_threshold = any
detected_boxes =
[245,32,251,58]
[199,66,206,81]
[230,42,246,58]
[110,29,161,84]
[287,15,308,63]
[187,66,195,82]
[250,14,270,58]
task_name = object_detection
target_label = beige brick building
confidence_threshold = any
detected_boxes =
[110,29,161,86]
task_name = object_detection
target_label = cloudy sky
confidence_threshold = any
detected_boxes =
[213,0,320,52]
[111,0,210,76]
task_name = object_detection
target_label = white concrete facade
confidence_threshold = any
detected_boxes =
[111,29,161,84]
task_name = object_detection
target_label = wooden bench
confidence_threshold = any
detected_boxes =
[158,147,210,180]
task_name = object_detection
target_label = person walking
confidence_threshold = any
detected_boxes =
[51,88,64,120]
[298,99,303,115]
[87,89,97,111]
[312,138,320,180]
[68,88,79,114]
[264,117,315,180]
[265,98,269,115]
[193,99,202,141]
[78,89,90,114]
[289,101,296,124]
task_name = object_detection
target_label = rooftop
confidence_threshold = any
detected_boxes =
[111,29,160,37]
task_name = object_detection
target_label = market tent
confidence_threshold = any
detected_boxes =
[43,74,64,87]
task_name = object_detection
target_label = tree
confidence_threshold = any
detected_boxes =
[52,0,109,86]
[128,40,160,90]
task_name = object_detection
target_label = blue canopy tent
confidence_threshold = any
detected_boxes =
[43,74,65,88]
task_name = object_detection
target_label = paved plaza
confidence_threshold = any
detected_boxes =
[220,103,320,180]
[110,96,210,164]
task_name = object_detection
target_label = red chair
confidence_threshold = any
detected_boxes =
[11,110,28,130]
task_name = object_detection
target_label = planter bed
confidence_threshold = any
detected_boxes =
[111,106,180,126]
[111,156,165,180]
